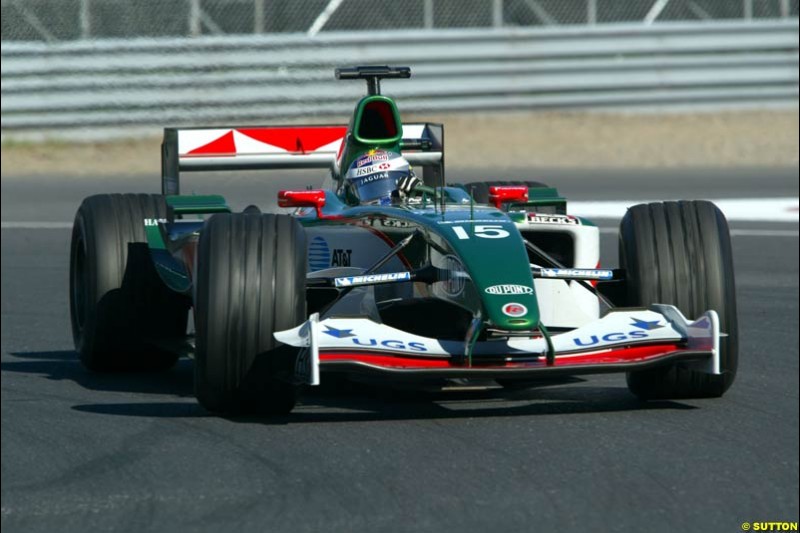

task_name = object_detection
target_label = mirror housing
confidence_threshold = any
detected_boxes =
[278,190,326,217]
[488,186,529,209]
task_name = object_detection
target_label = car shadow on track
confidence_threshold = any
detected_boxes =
[249,379,697,424]
[4,350,195,397]
[82,379,695,423]
[4,351,696,422]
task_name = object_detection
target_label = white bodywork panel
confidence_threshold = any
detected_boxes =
[517,218,602,328]
[278,306,721,385]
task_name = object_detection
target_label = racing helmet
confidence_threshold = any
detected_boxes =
[345,150,413,205]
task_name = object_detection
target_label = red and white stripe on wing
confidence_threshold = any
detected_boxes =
[179,126,348,157]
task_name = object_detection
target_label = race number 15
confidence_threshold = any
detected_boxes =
[452,225,510,240]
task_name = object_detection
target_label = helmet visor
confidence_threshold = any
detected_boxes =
[350,171,402,204]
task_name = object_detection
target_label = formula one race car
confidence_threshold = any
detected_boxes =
[69,66,738,414]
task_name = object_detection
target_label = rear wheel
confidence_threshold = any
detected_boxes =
[69,194,189,371]
[194,213,307,414]
[620,200,738,399]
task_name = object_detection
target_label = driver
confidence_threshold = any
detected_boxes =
[344,150,420,205]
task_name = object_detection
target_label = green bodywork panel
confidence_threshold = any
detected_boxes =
[511,187,567,214]
[166,194,230,216]
[420,207,540,330]
[146,194,229,294]
[298,192,541,331]
[338,95,404,178]
[152,92,551,332]
[144,220,192,293]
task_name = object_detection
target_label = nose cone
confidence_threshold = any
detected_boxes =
[436,211,540,331]
[480,285,539,330]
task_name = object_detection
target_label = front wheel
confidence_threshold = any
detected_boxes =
[194,213,307,414]
[620,200,738,399]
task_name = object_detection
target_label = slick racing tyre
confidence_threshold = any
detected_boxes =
[194,213,307,415]
[620,201,738,399]
[70,194,189,371]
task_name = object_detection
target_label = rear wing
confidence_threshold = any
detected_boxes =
[161,124,444,195]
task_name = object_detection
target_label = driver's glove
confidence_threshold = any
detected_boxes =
[397,174,421,198]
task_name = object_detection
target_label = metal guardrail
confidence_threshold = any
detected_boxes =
[1,20,798,135]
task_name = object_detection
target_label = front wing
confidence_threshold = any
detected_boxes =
[275,305,720,385]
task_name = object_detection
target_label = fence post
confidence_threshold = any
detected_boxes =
[424,0,434,29]
[779,0,790,18]
[254,0,264,33]
[79,0,91,40]
[189,0,201,37]
[587,0,597,25]
[743,0,753,21]
[644,0,670,25]
[492,0,503,27]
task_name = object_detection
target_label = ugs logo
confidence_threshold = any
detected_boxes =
[322,326,428,352]
[572,330,649,346]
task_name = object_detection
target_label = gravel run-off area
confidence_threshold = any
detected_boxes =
[2,109,798,178]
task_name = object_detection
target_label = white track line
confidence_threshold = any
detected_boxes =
[570,197,799,222]
[1,222,72,229]
[727,228,799,237]
[597,227,798,237]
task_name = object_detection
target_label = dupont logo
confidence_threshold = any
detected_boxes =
[502,303,528,318]
[485,284,534,295]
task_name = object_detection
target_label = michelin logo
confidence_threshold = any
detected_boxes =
[540,268,613,280]
[334,272,411,287]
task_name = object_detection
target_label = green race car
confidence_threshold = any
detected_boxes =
[69,66,738,415]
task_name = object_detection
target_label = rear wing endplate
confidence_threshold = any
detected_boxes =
[161,124,444,195]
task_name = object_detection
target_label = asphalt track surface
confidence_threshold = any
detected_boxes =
[2,168,798,533]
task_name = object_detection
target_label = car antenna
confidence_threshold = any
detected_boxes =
[334,65,411,96]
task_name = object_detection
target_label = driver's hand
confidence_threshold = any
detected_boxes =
[397,174,421,198]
